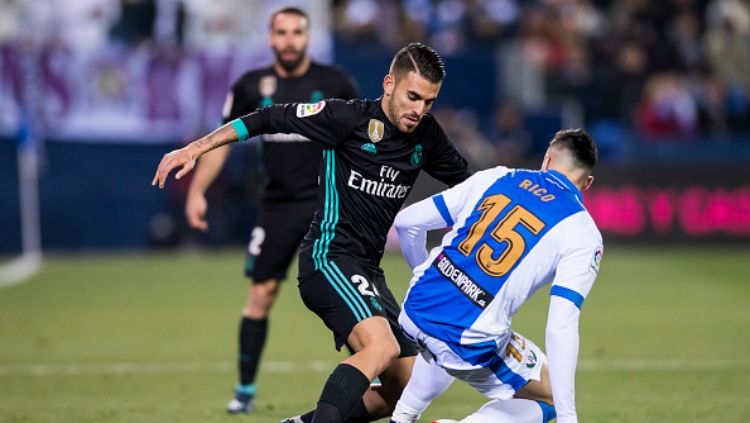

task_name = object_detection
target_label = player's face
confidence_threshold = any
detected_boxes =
[269,13,309,72]
[383,71,441,133]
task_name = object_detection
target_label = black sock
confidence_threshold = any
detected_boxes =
[299,410,315,423]
[238,316,268,386]
[311,364,371,423]
[299,399,372,423]
[346,400,373,423]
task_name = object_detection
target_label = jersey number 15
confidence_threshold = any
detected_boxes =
[457,194,546,277]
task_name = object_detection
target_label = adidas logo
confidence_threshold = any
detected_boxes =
[361,143,377,155]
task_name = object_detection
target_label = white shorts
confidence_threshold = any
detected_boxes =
[399,311,546,401]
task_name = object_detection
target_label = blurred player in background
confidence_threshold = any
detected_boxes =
[154,43,471,423]
[183,6,357,414]
[389,129,603,423]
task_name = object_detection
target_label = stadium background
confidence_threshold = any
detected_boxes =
[1,0,748,422]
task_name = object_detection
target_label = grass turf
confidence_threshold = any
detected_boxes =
[1,247,748,422]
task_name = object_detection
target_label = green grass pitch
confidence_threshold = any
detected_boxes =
[1,247,749,422]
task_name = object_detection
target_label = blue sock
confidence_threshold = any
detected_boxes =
[536,401,557,422]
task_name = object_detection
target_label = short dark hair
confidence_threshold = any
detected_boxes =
[269,7,309,30]
[549,128,598,171]
[390,43,446,84]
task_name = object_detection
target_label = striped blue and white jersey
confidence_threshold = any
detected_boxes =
[397,166,603,358]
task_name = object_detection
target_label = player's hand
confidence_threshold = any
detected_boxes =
[186,191,209,232]
[151,144,200,189]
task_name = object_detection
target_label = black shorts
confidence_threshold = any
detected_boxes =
[244,201,316,282]
[298,257,418,358]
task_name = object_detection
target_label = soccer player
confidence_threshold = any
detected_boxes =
[152,43,472,423]
[184,7,357,414]
[389,129,602,423]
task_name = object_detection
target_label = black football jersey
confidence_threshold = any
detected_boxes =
[237,98,472,269]
[223,62,357,203]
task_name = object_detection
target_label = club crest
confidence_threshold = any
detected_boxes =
[410,144,423,166]
[368,119,384,143]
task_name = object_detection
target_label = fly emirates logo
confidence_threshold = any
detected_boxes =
[347,165,411,199]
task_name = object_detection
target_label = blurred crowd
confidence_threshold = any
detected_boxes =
[1,0,748,166]
[0,0,312,51]
[334,0,750,152]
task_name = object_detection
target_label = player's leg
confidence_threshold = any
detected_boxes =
[309,316,401,423]
[229,205,310,414]
[298,260,403,423]
[390,353,454,423]
[283,361,419,423]
[228,278,280,413]
[355,272,457,422]
[458,398,556,423]
[434,332,556,423]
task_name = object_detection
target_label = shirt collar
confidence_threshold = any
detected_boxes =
[546,169,583,202]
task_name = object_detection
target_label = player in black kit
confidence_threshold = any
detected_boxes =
[154,43,472,423]
[183,7,357,414]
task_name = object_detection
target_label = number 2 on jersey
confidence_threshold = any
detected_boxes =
[457,194,546,277]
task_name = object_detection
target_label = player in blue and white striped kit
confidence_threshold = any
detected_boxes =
[390,129,603,423]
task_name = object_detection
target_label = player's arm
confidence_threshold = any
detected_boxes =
[545,236,603,423]
[394,174,475,269]
[393,198,448,269]
[184,84,255,231]
[184,146,231,231]
[153,123,241,188]
[153,99,360,188]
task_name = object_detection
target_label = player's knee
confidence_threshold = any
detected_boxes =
[252,280,280,302]
[261,282,281,301]
[380,337,401,363]
[363,335,400,365]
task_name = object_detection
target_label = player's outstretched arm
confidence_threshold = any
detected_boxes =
[152,124,240,189]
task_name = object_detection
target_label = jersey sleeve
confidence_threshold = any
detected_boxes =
[545,295,582,423]
[234,99,362,147]
[393,198,447,269]
[550,222,603,309]
[394,170,485,269]
[422,121,472,187]
[545,218,602,423]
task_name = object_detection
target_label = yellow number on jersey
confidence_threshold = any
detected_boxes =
[457,194,546,277]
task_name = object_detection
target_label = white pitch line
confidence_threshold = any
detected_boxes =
[0,359,746,377]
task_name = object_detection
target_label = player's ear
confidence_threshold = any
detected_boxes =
[383,74,395,96]
[583,175,594,191]
[540,152,551,170]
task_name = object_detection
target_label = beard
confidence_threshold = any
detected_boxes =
[389,101,420,133]
[274,48,305,72]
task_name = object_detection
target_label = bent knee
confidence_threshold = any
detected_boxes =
[366,336,400,364]
[382,339,401,362]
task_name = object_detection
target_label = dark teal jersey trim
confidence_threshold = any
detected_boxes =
[312,149,372,322]
[230,118,250,141]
